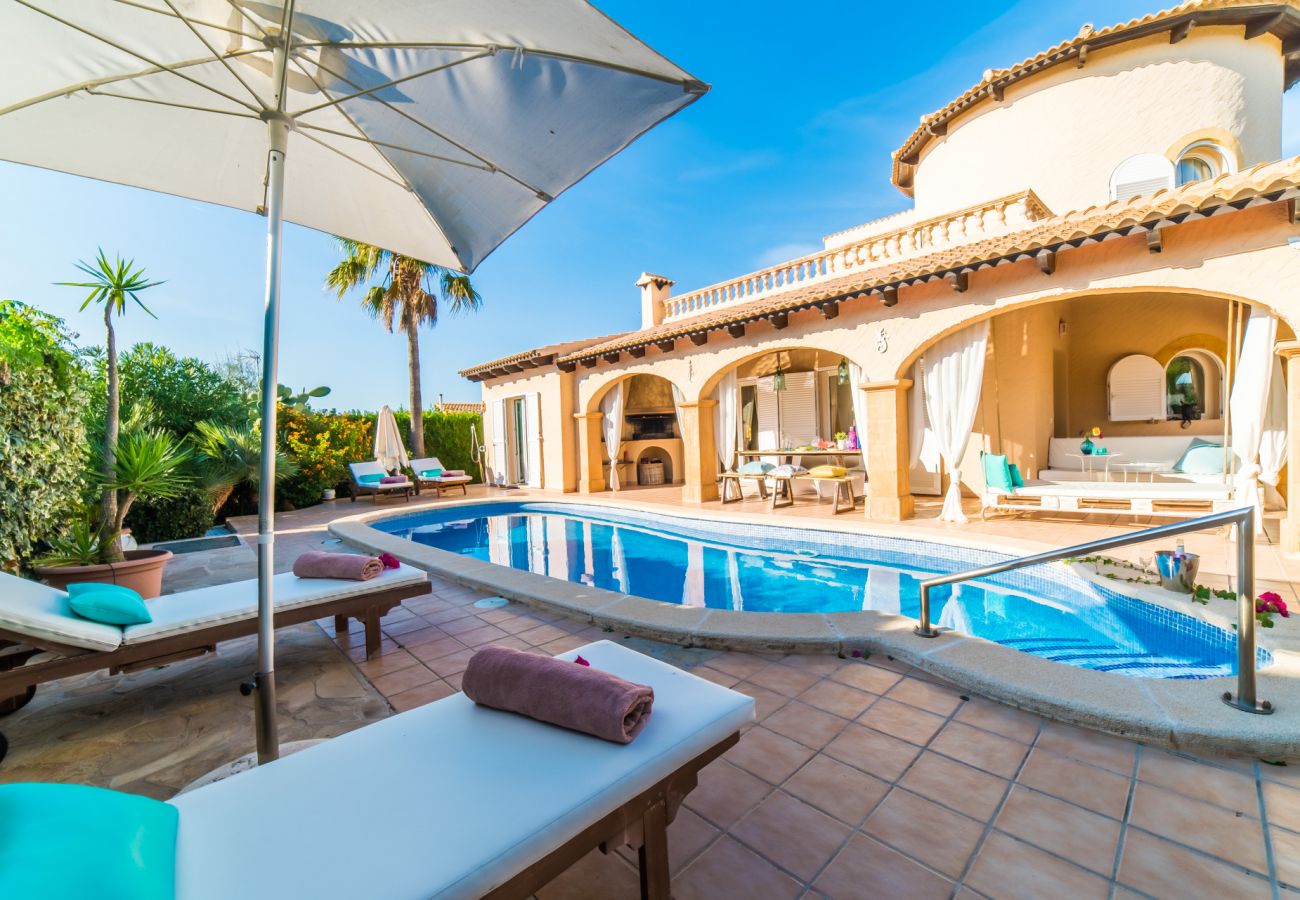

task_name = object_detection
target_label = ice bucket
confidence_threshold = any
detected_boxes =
[1154,551,1199,593]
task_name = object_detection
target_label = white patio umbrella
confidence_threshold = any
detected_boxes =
[0,0,706,763]
[373,404,409,473]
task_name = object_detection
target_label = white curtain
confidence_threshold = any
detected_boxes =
[923,322,990,523]
[1260,356,1288,510]
[848,362,870,465]
[601,383,625,490]
[713,371,739,473]
[1229,308,1277,528]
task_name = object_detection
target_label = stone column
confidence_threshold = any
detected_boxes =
[862,379,914,521]
[574,411,606,494]
[677,399,719,503]
[1278,342,1300,553]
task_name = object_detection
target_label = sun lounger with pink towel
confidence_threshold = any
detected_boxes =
[463,645,654,743]
[379,475,408,484]
[292,551,383,581]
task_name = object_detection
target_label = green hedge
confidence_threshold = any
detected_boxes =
[391,409,483,481]
[0,301,89,572]
[125,486,216,544]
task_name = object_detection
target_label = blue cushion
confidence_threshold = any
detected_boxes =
[66,583,151,626]
[982,453,1014,492]
[357,473,384,484]
[0,783,178,900]
[738,461,775,475]
[419,468,443,479]
[1174,438,1226,475]
[1008,464,1025,488]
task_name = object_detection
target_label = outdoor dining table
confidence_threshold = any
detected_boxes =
[735,449,864,465]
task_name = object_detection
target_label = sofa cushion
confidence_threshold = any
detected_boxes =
[982,453,1014,492]
[66,583,151,626]
[738,461,774,475]
[808,465,848,478]
[0,783,177,900]
[0,573,123,651]
[1174,438,1226,475]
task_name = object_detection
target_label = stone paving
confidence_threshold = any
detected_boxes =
[5,490,1300,897]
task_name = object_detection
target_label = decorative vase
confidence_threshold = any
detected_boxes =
[322,488,336,501]
[1080,437,1094,455]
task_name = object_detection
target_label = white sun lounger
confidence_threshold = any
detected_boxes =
[348,461,414,502]
[410,456,475,497]
[169,640,755,899]
[0,568,429,719]
[982,479,1237,519]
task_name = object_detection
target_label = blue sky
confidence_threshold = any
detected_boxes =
[3,0,1297,409]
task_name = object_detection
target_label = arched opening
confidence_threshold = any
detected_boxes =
[1165,349,1224,422]
[589,373,686,489]
[1174,140,1234,186]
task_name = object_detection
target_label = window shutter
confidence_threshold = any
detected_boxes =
[1109,153,1175,201]
[779,371,819,446]
[756,377,780,450]
[490,398,507,485]
[525,393,543,488]
[1108,354,1165,421]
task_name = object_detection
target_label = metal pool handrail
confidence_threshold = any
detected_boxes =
[913,506,1272,715]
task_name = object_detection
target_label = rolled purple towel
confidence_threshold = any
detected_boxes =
[440,469,466,478]
[293,551,383,581]
[379,475,408,485]
[462,645,654,744]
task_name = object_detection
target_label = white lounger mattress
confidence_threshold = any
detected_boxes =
[1006,481,1233,500]
[169,640,755,900]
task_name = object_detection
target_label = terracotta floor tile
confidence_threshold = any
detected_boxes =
[536,634,588,655]
[764,700,852,750]
[1017,746,1132,820]
[996,786,1121,875]
[930,721,1030,780]
[438,615,492,636]
[707,652,775,680]
[731,681,793,721]
[693,665,742,688]
[858,697,947,747]
[898,752,1009,822]
[1265,780,1300,832]
[478,635,532,653]
[425,648,477,678]
[830,661,902,695]
[386,678,455,711]
[731,791,851,881]
[667,807,721,875]
[443,672,464,691]
[726,726,817,785]
[369,663,438,696]
[451,623,511,647]
[747,663,822,698]
[814,832,953,900]
[783,754,890,825]
[954,697,1042,744]
[1139,749,1259,814]
[353,648,420,679]
[884,676,965,716]
[1118,829,1273,898]
[1036,720,1137,775]
[378,615,436,637]
[863,788,984,878]
[797,679,877,720]
[1272,825,1300,890]
[1129,782,1269,874]
[343,637,399,662]
[515,623,576,646]
[965,832,1111,900]
[779,654,847,676]
[684,760,773,828]
[404,634,467,660]
[535,847,639,899]
[823,723,923,783]
[673,836,802,900]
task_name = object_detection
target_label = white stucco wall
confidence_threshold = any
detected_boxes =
[480,368,576,492]
[911,27,1284,217]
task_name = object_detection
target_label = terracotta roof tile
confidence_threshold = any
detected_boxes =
[459,332,629,380]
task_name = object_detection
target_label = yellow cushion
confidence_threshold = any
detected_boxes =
[809,465,848,478]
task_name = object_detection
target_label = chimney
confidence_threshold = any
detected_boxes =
[636,272,674,329]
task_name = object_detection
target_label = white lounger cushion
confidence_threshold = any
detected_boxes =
[121,568,426,645]
[1005,480,1233,500]
[410,457,472,483]
[0,573,123,651]
[169,640,755,900]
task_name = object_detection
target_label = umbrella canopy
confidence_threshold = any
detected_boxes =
[1,0,706,763]
[373,404,409,472]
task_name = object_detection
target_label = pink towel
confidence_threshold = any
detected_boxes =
[379,475,407,485]
[462,645,654,744]
[440,469,466,478]
[293,551,383,581]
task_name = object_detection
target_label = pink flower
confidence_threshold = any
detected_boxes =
[1258,592,1290,618]
[574,655,590,667]
[378,552,400,570]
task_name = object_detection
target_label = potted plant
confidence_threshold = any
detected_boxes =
[835,431,849,450]
[35,429,190,597]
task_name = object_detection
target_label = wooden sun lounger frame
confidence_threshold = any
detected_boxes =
[0,580,430,714]
[981,486,1238,520]
[483,732,739,900]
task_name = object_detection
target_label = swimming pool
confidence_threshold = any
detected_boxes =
[376,501,1269,680]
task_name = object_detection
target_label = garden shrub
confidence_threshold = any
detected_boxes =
[279,408,373,507]
[125,486,216,544]
[0,300,89,572]
[391,409,483,480]
[117,343,250,436]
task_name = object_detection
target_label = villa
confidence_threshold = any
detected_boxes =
[463,0,1300,551]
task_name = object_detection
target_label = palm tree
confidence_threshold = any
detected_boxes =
[59,251,163,558]
[324,239,481,457]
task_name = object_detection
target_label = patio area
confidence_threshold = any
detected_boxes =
[4,487,1298,897]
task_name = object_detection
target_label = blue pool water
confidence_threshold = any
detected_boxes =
[376,502,1270,680]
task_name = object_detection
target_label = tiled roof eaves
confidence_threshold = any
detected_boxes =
[557,157,1300,364]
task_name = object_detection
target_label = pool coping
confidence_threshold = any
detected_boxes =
[330,493,1300,758]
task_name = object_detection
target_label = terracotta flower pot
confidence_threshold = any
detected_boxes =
[34,549,174,599]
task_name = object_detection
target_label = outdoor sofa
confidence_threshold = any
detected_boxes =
[10,640,755,900]
[0,567,429,720]
[410,455,475,498]
[348,461,414,503]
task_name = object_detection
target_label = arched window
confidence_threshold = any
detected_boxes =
[1165,350,1224,420]
[1175,142,1233,186]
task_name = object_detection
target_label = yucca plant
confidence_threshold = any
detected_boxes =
[107,429,191,538]
[34,512,103,568]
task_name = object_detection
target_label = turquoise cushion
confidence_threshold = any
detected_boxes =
[1174,438,1226,475]
[0,783,178,900]
[419,468,443,479]
[357,473,384,484]
[738,461,775,475]
[66,583,151,626]
[1008,464,1025,488]
[982,453,1014,492]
